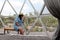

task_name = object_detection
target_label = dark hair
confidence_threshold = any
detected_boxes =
[19,14,24,20]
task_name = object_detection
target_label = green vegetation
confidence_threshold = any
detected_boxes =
[0,14,58,32]
[42,16,58,27]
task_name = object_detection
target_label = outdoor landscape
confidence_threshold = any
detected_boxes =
[0,13,58,32]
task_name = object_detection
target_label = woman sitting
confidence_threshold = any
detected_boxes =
[14,14,25,35]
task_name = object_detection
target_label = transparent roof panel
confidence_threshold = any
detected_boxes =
[9,0,25,14]
[21,0,34,15]
[0,0,58,35]
[43,6,50,14]
[30,0,44,12]
[0,0,45,16]
[1,1,16,16]
[0,0,5,11]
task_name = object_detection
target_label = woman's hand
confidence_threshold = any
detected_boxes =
[15,22,20,26]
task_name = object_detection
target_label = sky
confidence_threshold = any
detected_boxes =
[0,0,49,16]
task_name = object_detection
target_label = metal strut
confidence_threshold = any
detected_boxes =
[26,4,45,34]
[19,0,26,14]
[7,0,18,15]
[0,0,7,26]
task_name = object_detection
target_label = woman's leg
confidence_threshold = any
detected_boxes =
[19,28,24,35]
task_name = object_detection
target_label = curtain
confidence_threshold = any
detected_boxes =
[44,0,60,40]
[44,0,60,19]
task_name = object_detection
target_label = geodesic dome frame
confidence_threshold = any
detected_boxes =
[0,0,54,38]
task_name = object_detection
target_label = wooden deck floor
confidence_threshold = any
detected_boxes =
[0,35,51,40]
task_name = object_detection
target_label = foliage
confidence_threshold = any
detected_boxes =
[42,16,58,27]
[0,15,58,32]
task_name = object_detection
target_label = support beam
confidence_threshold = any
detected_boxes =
[19,0,26,14]
[0,0,7,26]
[26,4,50,38]
[40,5,45,15]
[28,0,38,16]
[7,0,18,15]
[0,0,6,14]
[28,0,36,12]
[26,4,45,35]
[38,5,50,38]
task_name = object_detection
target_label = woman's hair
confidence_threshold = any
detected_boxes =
[19,14,24,20]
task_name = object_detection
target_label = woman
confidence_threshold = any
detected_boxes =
[14,14,24,35]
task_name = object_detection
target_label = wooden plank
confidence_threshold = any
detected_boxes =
[4,27,19,34]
